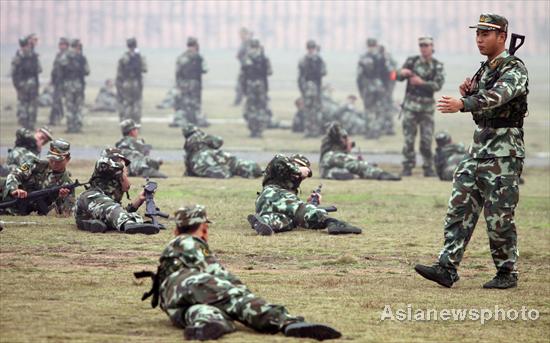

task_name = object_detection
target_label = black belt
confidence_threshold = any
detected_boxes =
[475,117,524,129]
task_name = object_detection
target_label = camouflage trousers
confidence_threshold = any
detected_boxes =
[174,80,201,127]
[255,185,329,232]
[361,89,385,138]
[161,271,302,333]
[187,150,262,179]
[63,81,85,133]
[49,85,64,125]
[16,90,38,130]
[118,82,143,123]
[401,109,434,171]
[75,189,143,231]
[438,156,523,274]
[320,151,385,180]
[243,80,269,137]
[303,82,323,137]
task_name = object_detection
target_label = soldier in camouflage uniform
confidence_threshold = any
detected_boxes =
[171,37,208,128]
[90,79,118,112]
[37,84,54,107]
[433,131,467,181]
[115,119,166,178]
[74,148,159,235]
[1,139,74,216]
[4,127,53,174]
[396,37,445,177]
[59,39,90,133]
[241,39,272,138]
[156,86,178,109]
[323,95,369,136]
[49,37,69,125]
[357,38,389,139]
[183,125,262,179]
[415,14,528,289]
[116,38,147,123]
[298,40,326,137]
[11,36,41,129]
[135,204,342,341]
[320,122,401,181]
[248,154,362,236]
[234,27,252,106]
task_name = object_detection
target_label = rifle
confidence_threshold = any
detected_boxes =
[309,184,337,213]
[0,179,87,215]
[143,179,169,229]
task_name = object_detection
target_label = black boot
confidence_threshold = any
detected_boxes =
[184,322,230,341]
[423,168,436,177]
[325,218,362,235]
[123,222,159,235]
[414,264,459,288]
[284,322,342,341]
[76,219,108,233]
[247,214,274,236]
[377,171,402,181]
[483,271,518,289]
[402,167,412,177]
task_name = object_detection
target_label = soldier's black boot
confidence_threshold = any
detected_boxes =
[184,321,230,341]
[247,214,274,236]
[284,322,342,341]
[325,218,362,235]
[423,168,436,177]
[76,219,109,233]
[414,264,459,288]
[402,167,412,177]
[483,271,518,289]
[123,222,160,235]
[377,171,402,181]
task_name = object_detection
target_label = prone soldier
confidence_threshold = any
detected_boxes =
[4,126,53,174]
[90,79,118,112]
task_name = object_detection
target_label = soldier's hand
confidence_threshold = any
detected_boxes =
[437,96,464,113]
[400,68,413,77]
[459,78,472,96]
[307,193,322,205]
[409,75,425,86]
[58,188,71,198]
[11,189,28,199]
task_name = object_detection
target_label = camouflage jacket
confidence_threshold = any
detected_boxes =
[116,51,147,84]
[242,50,272,83]
[158,235,242,292]
[6,128,40,171]
[51,51,65,86]
[298,54,326,92]
[59,49,90,84]
[11,49,41,92]
[397,55,445,112]
[461,50,528,158]
[357,49,387,93]
[2,157,75,215]
[176,50,207,85]
[184,130,224,155]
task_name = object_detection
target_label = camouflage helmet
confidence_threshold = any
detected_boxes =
[46,139,71,161]
[306,40,317,49]
[174,204,211,231]
[70,39,81,48]
[18,37,29,47]
[100,147,130,166]
[249,38,261,48]
[469,13,508,32]
[290,153,311,168]
[326,121,348,142]
[366,38,377,47]
[120,119,141,135]
[435,131,452,147]
[126,37,137,48]
[187,36,198,47]
[182,124,199,138]
[418,37,434,45]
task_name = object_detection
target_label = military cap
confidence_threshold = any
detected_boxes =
[306,40,317,49]
[120,119,141,135]
[250,39,261,48]
[418,37,434,45]
[174,204,211,229]
[435,131,452,146]
[366,38,377,47]
[70,39,81,48]
[101,147,130,166]
[18,37,28,47]
[46,139,71,161]
[290,153,311,168]
[182,124,198,138]
[38,126,53,142]
[126,37,137,48]
[470,13,508,32]
[240,27,249,35]
[187,37,198,47]
[59,37,69,45]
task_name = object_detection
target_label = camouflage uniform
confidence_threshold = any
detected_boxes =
[234,28,252,106]
[434,132,468,181]
[397,38,445,175]
[298,41,326,137]
[242,40,272,137]
[172,38,207,127]
[37,84,53,107]
[91,80,117,112]
[1,139,74,216]
[116,38,147,123]
[49,37,69,125]
[5,127,52,173]
[437,45,528,277]
[323,95,368,136]
[11,38,41,129]
[357,39,388,139]
[115,119,166,178]
[183,126,262,179]
[59,40,90,133]
[320,122,400,181]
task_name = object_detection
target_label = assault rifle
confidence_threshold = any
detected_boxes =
[143,179,169,229]
[309,184,337,213]
[0,180,87,215]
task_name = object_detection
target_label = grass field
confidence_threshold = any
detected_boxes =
[0,48,549,342]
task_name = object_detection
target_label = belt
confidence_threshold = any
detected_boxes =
[475,117,524,128]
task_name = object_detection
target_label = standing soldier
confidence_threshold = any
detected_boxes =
[116,38,147,123]
[171,37,207,128]
[298,40,326,137]
[396,37,445,177]
[11,37,41,129]
[357,38,387,139]
[415,14,528,289]
[49,37,69,126]
[242,39,272,138]
[234,27,252,106]
[59,39,90,133]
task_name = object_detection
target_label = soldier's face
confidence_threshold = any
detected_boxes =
[49,156,70,172]
[419,43,433,58]
[476,30,506,56]
[128,128,139,138]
